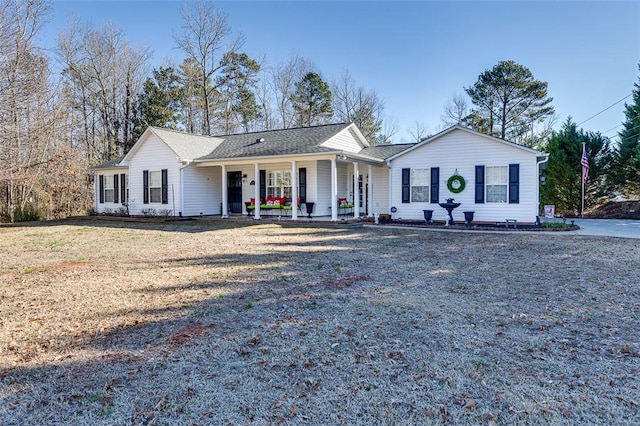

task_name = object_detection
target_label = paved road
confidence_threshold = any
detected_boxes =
[568,218,640,239]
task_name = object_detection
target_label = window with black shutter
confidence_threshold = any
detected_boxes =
[113,174,119,204]
[401,168,410,203]
[120,174,126,203]
[475,165,485,204]
[99,175,104,204]
[259,170,266,201]
[161,169,168,204]
[298,168,307,203]
[143,170,149,204]
[509,164,519,204]
[430,167,439,203]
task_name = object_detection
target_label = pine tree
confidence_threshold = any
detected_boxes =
[613,64,640,196]
[291,72,333,127]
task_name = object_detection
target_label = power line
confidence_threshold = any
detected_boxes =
[577,94,631,126]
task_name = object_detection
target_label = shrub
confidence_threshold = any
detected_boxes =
[13,207,41,222]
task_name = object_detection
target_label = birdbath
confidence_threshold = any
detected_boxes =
[438,198,461,225]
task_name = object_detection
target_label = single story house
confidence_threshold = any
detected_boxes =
[91,123,548,224]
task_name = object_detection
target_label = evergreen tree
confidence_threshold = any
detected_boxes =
[541,118,613,214]
[291,72,333,127]
[612,64,640,196]
[133,66,183,140]
[465,60,554,145]
[216,52,260,133]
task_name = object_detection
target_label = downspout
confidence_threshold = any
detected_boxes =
[386,158,393,217]
[536,154,549,221]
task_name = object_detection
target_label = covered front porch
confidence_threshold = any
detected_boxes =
[193,153,385,221]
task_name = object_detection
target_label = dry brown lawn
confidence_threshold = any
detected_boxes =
[0,219,638,425]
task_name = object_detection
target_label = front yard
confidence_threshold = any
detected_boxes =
[0,219,638,425]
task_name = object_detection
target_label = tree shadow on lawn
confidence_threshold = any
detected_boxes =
[2,230,640,424]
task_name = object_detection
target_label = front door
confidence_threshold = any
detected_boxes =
[227,171,242,213]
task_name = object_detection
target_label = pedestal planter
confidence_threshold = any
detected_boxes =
[423,209,434,224]
[305,202,314,219]
[463,211,475,226]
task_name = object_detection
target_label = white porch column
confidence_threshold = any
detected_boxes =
[254,162,261,220]
[353,162,360,219]
[221,164,228,218]
[367,165,373,217]
[331,158,338,221]
[291,160,298,220]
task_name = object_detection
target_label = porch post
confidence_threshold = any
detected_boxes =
[291,160,298,220]
[353,162,360,219]
[331,158,338,221]
[367,165,373,217]
[254,162,261,220]
[221,164,228,218]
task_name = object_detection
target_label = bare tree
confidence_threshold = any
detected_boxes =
[173,0,241,135]
[58,21,150,159]
[270,54,315,128]
[441,93,469,127]
[332,69,385,144]
[408,121,431,142]
[377,116,399,145]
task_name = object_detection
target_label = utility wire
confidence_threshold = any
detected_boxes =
[577,94,631,126]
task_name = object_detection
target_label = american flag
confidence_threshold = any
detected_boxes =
[581,145,590,183]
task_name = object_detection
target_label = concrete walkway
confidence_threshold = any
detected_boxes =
[566,218,640,239]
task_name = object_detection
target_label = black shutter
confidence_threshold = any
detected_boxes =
[99,175,104,204]
[120,174,126,202]
[143,170,149,204]
[260,170,266,201]
[430,167,439,203]
[475,165,485,204]
[113,174,119,204]
[401,168,410,203]
[298,168,307,203]
[509,164,519,204]
[161,169,168,204]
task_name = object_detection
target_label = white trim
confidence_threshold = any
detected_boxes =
[291,160,298,220]
[254,163,261,220]
[353,162,360,219]
[367,165,373,217]
[221,164,228,218]
[331,158,338,221]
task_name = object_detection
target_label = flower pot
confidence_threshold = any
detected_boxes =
[463,211,475,226]
[423,209,434,224]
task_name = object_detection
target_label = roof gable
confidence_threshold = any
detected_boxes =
[122,127,224,163]
[386,125,543,162]
[197,123,352,160]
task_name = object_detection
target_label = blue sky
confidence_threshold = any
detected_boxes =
[43,1,640,143]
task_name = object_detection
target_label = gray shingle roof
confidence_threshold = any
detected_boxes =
[90,156,126,170]
[359,143,416,160]
[150,127,224,160]
[198,123,352,160]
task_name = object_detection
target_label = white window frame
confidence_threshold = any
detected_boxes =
[104,175,114,203]
[149,170,162,203]
[266,170,292,198]
[410,169,429,202]
[486,166,508,203]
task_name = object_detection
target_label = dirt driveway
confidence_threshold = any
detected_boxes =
[1,219,638,425]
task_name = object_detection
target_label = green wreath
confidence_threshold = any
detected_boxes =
[447,174,466,193]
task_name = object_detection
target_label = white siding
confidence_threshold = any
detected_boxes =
[127,134,182,216]
[370,166,389,216]
[182,165,221,216]
[321,128,363,153]
[389,129,540,223]
[315,160,332,217]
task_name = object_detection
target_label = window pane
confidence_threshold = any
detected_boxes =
[486,185,507,202]
[412,186,429,202]
[104,190,114,203]
[150,188,162,203]
[149,171,161,187]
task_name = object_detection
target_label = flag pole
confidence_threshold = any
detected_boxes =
[581,142,585,218]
